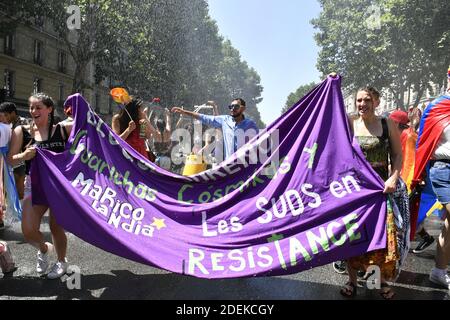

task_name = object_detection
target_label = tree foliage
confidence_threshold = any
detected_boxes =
[312,0,450,110]
[281,82,317,114]
[1,0,264,126]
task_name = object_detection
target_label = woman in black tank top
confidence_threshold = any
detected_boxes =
[21,123,68,175]
[7,93,72,279]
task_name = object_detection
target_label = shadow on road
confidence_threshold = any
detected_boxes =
[0,216,52,243]
[1,269,447,300]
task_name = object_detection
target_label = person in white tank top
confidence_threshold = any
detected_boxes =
[427,69,450,290]
[433,125,450,160]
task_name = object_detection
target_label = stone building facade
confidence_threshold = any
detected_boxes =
[0,16,113,122]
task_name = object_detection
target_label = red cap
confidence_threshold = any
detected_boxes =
[389,110,409,125]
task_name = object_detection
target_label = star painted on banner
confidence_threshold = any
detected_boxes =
[267,233,284,243]
[151,217,166,230]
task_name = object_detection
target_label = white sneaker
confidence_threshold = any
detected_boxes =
[36,242,53,274]
[429,268,450,289]
[47,259,68,279]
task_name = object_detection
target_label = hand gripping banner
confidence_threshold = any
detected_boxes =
[31,75,387,279]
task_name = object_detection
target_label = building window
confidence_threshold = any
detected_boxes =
[4,34,15,56]
[33,77,43,94]
[4,70,15,98]
[57,50,67,73]
[33,40,43,65]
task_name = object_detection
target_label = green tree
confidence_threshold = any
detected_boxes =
[282,82,317,114]
[312,0,450,110]
[1,0,265,126]
[212,41,264,127]
[0,0,45,35]
[92,0,265,126]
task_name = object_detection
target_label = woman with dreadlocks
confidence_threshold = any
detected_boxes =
[7,93,72,279]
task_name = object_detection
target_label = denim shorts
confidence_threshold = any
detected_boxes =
[429,161,450,204]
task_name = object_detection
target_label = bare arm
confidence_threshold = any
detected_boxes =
[112,115,135,140]
[384,117,403,193]
[387,117,403,175]
[347,114,356,136]
[205,100,220,116]
[7,126,36,166]
[171,107,201,120]
[146,120,157,139]
[165,109,172,132]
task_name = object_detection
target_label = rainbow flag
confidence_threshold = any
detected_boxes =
[411,94,450,236]
[417,167,444,226]
[400,128,417,193]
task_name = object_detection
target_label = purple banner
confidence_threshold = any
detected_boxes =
[31,75,387,278]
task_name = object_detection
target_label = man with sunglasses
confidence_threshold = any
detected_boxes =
[171,98,258,161]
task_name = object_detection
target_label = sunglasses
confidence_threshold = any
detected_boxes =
[228,104,241,110]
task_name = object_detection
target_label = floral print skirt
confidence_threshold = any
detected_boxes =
[348,204,399,280]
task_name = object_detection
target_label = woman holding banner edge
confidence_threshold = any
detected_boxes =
[7,93,73,279]
[340,86,403,299]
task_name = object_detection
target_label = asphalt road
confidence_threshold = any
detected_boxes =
[1,215,449,300]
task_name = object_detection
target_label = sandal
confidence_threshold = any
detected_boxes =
[340,281,357,298]
[379,283,395,300]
